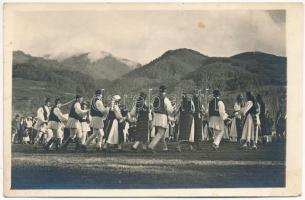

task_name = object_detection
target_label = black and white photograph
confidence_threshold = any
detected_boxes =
[3,2,303,197]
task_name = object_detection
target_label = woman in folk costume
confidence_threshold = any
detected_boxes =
[148,85,175,152]
[208,89,230,150]
[79,101,91,146]
[82,89,109,151]
[44,98,68,150]
[62,95,89,151]
[103,95,126,152]
[256,94,267,143]
[176,93,195,152]
[192,92,204,149]
[130,92,150,151]
[33,98,51,148]
[239,92,261,149]
[229,94,244,142]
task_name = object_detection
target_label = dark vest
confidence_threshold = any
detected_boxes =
[246,100,258,116]
[180,98,193,113]
[153,95,166,114]
[69,102,82,121]
[90,97,104,117]
[49,107,61,122]
[42,105,48,121]
[209,98,220,117]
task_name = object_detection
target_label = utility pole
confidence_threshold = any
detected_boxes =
[148,88,152,142]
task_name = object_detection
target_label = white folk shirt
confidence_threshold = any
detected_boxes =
[153,97,174,129]
[34,105,50,130]
[74,102,88,118]
[218,100,228,120]
[234,102,242,119]
[240,101,260,124]
[95,99,109,118]
[53,107,68,122]
[240,101,253,116]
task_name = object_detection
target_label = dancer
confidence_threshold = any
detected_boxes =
[239,92,260,149]
[148,85,174,152]
[82,90,109,151]
[130,92,150,152]
[62,95,89,151]
[45,98,68,150]
[33,98,51,148]
[103,95,126,152]
[229,94,244,142]
[176,93,195,152]
[208,89,230,150]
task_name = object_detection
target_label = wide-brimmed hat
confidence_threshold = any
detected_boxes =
[159,85,167,92]
[54,98,61,105]
[213,89,220,97]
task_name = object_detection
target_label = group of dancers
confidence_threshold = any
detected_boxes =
[29,85,268,152]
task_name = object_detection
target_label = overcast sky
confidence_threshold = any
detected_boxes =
[12,10,285,64]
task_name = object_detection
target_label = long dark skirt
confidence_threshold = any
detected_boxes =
[178,111,193,141]
[193,114,203,142]
[236,118,243,139]
[134,111,149,142]
[259,115,269,136]
[104,118,124,144]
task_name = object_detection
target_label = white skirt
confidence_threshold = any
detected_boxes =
[229,117,238,140]
[48,121,62,130]
[153,113,168,128]
[66,118,81,129]
[241,114,258,142]
[90,116,104,129]
[34,120,47,131]
[209,116,225,131]
[107,119,119,144]
[81,122,91,132]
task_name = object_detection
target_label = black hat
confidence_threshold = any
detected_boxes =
[54,98,61,105]
[159,85,167,92]
[95,89,102,95]
[213,89,220,97]
[45,98,51,104]
[82,101,89,106]
[75,95,82,99]
[139,92,146,98]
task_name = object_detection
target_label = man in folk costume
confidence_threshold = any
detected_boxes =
[79,101,91,147]
[103,95,126,152]
[45,98,68,150]
[148,85,175,152]
[62,95,89,151]
[208,89,230,150]
[130,92,150,152]
[33,98,51,148]
[229,94,244,142]
[239,92,260,149]
[82,90,109,151]
[176,93,195,152]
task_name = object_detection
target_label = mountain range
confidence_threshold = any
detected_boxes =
[12,48,286,116]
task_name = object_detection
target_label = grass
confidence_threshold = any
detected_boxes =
[11,141,285,189]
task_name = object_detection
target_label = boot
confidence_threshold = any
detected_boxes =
[74,137,81,151]
[55,138,62,150]
[61,137,73,151]
[43,137,55,151]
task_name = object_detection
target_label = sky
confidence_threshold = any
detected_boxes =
[12,9,286,64]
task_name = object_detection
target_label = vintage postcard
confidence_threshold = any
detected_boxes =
[3,2,303,197]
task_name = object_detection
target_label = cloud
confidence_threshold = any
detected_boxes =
[12,10,286,64]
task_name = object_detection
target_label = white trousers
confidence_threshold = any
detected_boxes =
[212,128,224,146]
[148,127,168,150]
[85,128,104,147]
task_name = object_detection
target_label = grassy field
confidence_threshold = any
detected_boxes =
[11,142,285,189]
